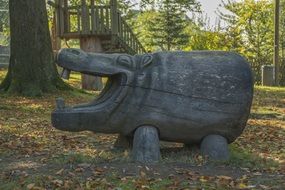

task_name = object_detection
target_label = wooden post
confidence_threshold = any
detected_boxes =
[63,0,69,33]
[58,0,64,36]
[100,7,104,32]
[51,10,61,54]
[80,37,103,91]
[81,0,90,34]
[95,6,100,33]
[51,0,61,54]
[106,7,110,31]
[91,0,96,34]
[274,0,280,86]
[77,7,81,33]
[110,0,118,45]
[117,12,121,37]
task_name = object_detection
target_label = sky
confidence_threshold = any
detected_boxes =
[199,0,222,25]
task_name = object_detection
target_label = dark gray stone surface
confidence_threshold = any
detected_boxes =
[132,126,161,163]
[200,135,230,161]
[51,48,253,145]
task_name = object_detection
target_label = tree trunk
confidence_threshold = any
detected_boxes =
[0,0,66,96]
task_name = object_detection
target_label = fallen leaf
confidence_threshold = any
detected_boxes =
[27,183,35,190]
[52,179,63,187]
[56,169,64,175]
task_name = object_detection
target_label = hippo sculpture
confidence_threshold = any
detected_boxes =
[52,48,253,162]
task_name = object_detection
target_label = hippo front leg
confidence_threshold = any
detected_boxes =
[200,135,230,161]
[132,126,161,163]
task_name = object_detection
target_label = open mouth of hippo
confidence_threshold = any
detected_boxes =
[71,74,127,110]
[51,48,130,132]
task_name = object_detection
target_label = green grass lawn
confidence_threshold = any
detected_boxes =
[0,69,284,189]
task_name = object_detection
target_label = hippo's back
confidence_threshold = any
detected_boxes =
[122,51,253,143]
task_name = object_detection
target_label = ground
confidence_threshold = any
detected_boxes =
[0,69,284,190]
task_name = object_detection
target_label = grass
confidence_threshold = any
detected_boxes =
[226,145,279,170]
[0,69,285,189]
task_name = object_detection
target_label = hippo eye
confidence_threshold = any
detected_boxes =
[141,54,153,68]
[117,55,133,68]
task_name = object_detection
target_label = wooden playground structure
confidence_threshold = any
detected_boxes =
[49,0,146,55]
[49,0,146,90]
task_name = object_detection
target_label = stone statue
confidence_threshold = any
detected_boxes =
[52,48,253,162]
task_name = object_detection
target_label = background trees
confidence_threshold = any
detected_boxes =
[218,0,274,83]
[135,0,285,84]
[1,0,285,86]
[134,0,200,51]
[148,0,190,51]
[0,0,9,45]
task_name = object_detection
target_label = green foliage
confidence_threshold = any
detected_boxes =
[184,14,228,51]
[134,0,200,51]
[0,0,9,45]
[133,11,160,52]
[139,0,200,12]
[149,0,189,50]
[218,0,274,83]
[11,0,285,85]
[133,0,285,84]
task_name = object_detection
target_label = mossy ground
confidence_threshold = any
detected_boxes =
[0,69,284,189]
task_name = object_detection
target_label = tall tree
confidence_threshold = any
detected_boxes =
[150,0,188,50]
[137,0,200,51]
[133,10,160,52]
[0,0,66,96]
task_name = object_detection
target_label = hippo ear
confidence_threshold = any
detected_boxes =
[117,55,133,68]
[141,54,153,68]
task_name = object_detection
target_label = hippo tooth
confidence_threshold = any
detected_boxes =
[56,97,65,110]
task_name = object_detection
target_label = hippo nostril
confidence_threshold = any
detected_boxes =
[56,97,65,110]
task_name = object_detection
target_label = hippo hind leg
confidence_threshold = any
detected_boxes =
[132,126,161,163]
[200,135,230,161]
